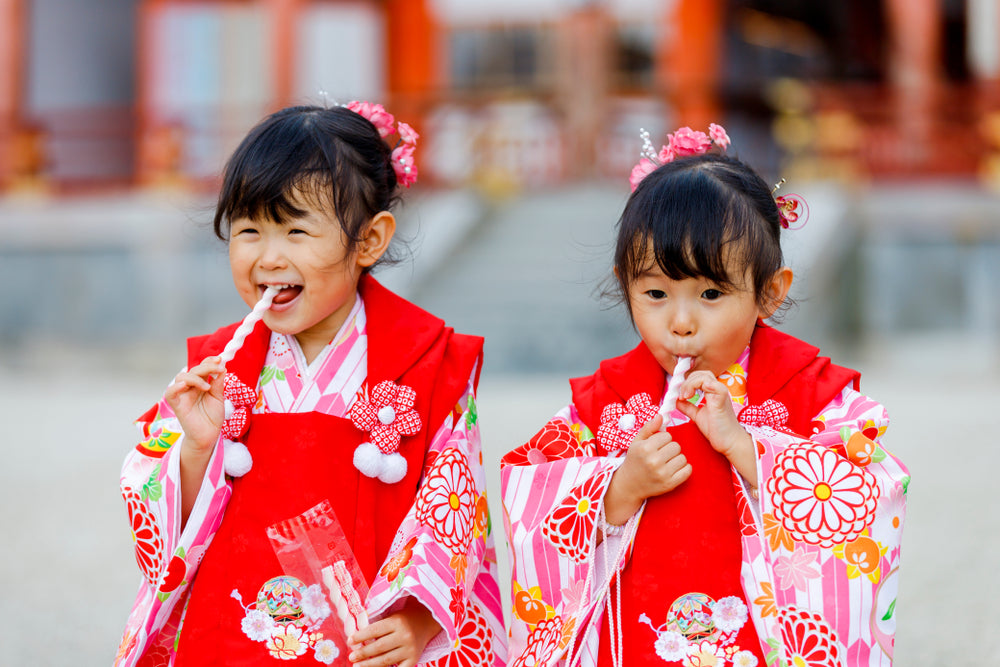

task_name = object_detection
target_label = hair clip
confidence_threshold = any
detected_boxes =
[629,123,731,192]
[772,178,808,230]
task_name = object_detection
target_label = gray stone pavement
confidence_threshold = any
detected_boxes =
[2,182,999,664]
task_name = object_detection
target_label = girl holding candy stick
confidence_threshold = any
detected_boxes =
[501,126,909,667]
[116,104,505,667]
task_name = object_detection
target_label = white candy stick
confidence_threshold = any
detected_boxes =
[218,286,279,364]
[322,560,369,639]
[659,356,693,426]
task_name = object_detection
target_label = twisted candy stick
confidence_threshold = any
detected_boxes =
[322,560,369,638]
[219,286,280,364]
[659,356,693,426]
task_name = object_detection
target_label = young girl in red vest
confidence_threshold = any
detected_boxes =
[501,126,908,667]
[116,103,506,667]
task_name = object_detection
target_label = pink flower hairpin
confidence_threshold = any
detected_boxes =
[345,100,419,188]
[629,123,730,192]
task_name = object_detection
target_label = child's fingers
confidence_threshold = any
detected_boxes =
[677,370,719,400]
[348,631,406,666]
[636,412,663,439]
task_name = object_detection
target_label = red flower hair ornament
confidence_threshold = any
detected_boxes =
[349,380,423,484]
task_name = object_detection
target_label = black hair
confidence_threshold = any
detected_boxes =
[212,105,402,269]
[613,153,786,317]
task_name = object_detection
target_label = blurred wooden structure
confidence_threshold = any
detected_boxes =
[4,0,1000,193]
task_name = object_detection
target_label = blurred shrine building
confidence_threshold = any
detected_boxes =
[3,0,1000,195]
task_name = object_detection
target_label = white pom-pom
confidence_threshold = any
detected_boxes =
[617,413,636,431]
[377,405,396,424]
[224,399,235,420]
[224,439,253,477]
[378,452,408,484]
[353,442,383,478]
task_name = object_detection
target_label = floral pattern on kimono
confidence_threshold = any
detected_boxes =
[116,285,506,667]
[502,339,909,667]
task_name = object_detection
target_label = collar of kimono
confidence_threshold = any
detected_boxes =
[219,273,446,392]
[571,321,839,421]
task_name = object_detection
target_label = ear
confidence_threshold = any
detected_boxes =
[759,266,793,319]
[357,211,396,268]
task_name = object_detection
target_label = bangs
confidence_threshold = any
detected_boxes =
[614,154,783,311]
[212,106,380,243]
[215,117,332,233]
[621,176,754,289]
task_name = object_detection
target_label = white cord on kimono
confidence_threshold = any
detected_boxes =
[218,286,280,364]
[565,503,639,667]
[658,356,692,427]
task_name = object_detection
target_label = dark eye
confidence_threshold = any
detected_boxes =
[702,288,723,300]
[645,289,666,299]
[234,226,258,236]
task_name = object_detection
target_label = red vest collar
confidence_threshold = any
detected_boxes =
[191,274,447,390]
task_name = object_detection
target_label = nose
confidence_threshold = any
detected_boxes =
[257,237,288,270]
[669,303,695,337]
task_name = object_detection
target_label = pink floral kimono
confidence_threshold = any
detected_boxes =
[501,325,908,667]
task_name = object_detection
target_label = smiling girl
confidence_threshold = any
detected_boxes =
[116,104,505,667]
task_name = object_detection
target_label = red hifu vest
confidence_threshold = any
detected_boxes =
[169,276,483,665]
[569,325,859,665]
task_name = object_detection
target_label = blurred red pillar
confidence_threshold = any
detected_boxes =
[263,0,302,111]
[384,0,438,135]
[658,0,724,129]
[0,0,27,190]
[884,0,942,160]
[136,0,174,187]
[557,4,612,178]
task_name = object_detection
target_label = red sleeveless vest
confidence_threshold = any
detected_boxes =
[169,276,483,665]
[569,324,858,665]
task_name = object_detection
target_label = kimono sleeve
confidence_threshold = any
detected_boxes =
[365,368,507,666]
[115,372,232,666]
[738,385,910,666]
[500,404,636,667]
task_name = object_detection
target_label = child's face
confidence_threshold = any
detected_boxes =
[626,252,783,378]
[228,198,365,353]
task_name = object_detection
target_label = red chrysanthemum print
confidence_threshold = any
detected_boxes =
[123,486,164,586]
[416,447,476,553]
[159,553,187,593]
[541,471,611,562]
[426,601,495,667]
[777,606,843,666]
[379,536,418,583]
[766,442,879,547]
[596,393,659,453]
[512,616,564,667]
[733,475,757,537]
[501,419,580,467]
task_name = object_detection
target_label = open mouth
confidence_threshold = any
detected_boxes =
[264,284,302,305]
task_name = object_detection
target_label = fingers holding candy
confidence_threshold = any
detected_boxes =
[165,356,228,452]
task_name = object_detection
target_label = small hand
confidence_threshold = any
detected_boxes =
[675,370,756,486]
[604,414,692,525]
[348,597,441,667]
[165,356,227,453]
